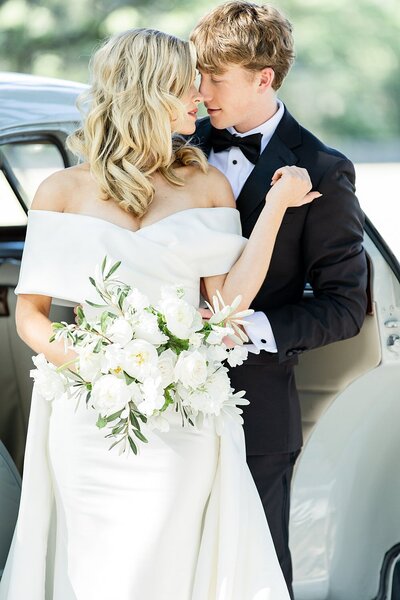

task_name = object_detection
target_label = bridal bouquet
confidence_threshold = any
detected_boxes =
[31,257,253,455]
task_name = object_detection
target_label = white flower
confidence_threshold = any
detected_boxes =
[188,332,204,348]
[30,354,66,402]
[158,297,202,340]
[91,374,132,416]
[207,325,234,345]
[206,344,229,364]
[227,345,249,368]
[138,376,165,415]
[120,339,159,382]
[158,349,177,387]
[174,350,208,389]
[124,288,150,313]
[203,369,232,412]
[134,312,168,346]
[205,291,254,344]
[101,344,124,374]
[107,317,133,346]
[76,343,103,381]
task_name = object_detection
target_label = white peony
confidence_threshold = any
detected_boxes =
[188,332,204,348]
[120,339,159,382]
[107,317,133,347]
[174,350,208,389]
[123,288,150,313]
[138,376,165,416]
[30,353,66,402]
[227,345,249,368]
[91,374,132,416]
[158,296,203,340]
[101,344,124,374]
[157,349,177,387]
[204,369,231,409]
[76,343,104,381]
[134,312,168,346]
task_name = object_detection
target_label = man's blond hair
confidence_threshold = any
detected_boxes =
[190,1,294,90]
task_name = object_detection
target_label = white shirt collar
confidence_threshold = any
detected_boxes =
[227,99,284,154]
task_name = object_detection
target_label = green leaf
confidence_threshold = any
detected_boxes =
[108,437,124,451]
[52,322,64,330]
[49,334,56,343]
[112,424,126,435]
[89,276,96,288]
[96,415,107,429]
[106,409,123,422]
[100,311,109,333]
[128,436,138,455]
[123,371,136,385]
[76,305,85,324]
[133,429,148,443]
[129,411,140,429]
[101,256,107,276]
[86,300,106,308]
[105,261,121,280]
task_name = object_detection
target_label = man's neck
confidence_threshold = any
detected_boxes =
[233,97,280,134]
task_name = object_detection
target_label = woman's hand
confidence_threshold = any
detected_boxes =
[267,165,322,208]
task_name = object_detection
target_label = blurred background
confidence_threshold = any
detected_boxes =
[0,0,399,248]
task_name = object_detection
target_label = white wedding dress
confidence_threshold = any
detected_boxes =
[0,207,290,600]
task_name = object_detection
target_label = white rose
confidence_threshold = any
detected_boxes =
[120,339,159,382]
[227,345,248,368]
[158,297,202,340]
[124,288,150,313]
[158,349,177,387]
[174,350,208,389]
[76,343,103,381]
[30,354,66,402]
[107,317,133,346]
[134,312,168,346]
[138,376,165,416]
[91,374,132,416]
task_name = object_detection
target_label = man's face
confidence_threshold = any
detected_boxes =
[199,64,262,133]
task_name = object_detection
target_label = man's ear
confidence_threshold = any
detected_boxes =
[258,67,275,91]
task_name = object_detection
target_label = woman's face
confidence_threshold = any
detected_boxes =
[174,83,203,135]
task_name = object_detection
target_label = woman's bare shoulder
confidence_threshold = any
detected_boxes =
[31,164,90,212]
[185,165,235,209]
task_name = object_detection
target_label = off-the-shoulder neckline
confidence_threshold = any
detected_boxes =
[28,206,239,234]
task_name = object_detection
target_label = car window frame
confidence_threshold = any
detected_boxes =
[0,132,70,251]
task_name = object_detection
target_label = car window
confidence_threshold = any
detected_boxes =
[0,171,27,226]
[1,140,65,217]
[356,163,399,260]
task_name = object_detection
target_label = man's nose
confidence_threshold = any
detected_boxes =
[199,80,212,102]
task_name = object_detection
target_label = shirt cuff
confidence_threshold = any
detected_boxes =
[243,311,278,353]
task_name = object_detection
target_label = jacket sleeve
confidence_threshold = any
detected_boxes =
[266,157,369,363]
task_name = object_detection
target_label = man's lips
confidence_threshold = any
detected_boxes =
[206,108,221,114]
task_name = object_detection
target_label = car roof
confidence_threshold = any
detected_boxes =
[0,72,87,132]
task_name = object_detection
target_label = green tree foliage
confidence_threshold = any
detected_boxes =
[0,0,399,143]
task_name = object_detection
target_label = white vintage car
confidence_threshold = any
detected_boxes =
[0,72,399,599]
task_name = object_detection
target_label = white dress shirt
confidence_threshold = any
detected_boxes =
[208,100,285,353]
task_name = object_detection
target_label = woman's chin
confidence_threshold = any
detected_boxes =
[175,120,196,136]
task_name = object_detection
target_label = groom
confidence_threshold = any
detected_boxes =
[191,2,368,596]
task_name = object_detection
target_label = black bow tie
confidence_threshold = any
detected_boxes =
[210,127,262,164]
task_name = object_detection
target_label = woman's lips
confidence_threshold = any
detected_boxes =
[188,108,198,118]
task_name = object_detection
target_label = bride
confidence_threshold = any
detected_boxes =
[0,29,319,600]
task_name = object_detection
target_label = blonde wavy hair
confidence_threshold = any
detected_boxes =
[67,28,207,217]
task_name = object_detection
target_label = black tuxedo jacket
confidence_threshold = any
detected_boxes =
[195,108,368,454]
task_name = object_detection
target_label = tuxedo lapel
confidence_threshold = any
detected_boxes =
[236,109,301,226]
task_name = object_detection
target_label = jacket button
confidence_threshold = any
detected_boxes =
[286,350,294,357]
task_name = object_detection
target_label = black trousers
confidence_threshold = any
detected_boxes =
[247,451,300,600]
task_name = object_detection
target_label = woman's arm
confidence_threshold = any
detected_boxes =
[16,294,77,368]
[203,166,321,311]
[15,170,77,368]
